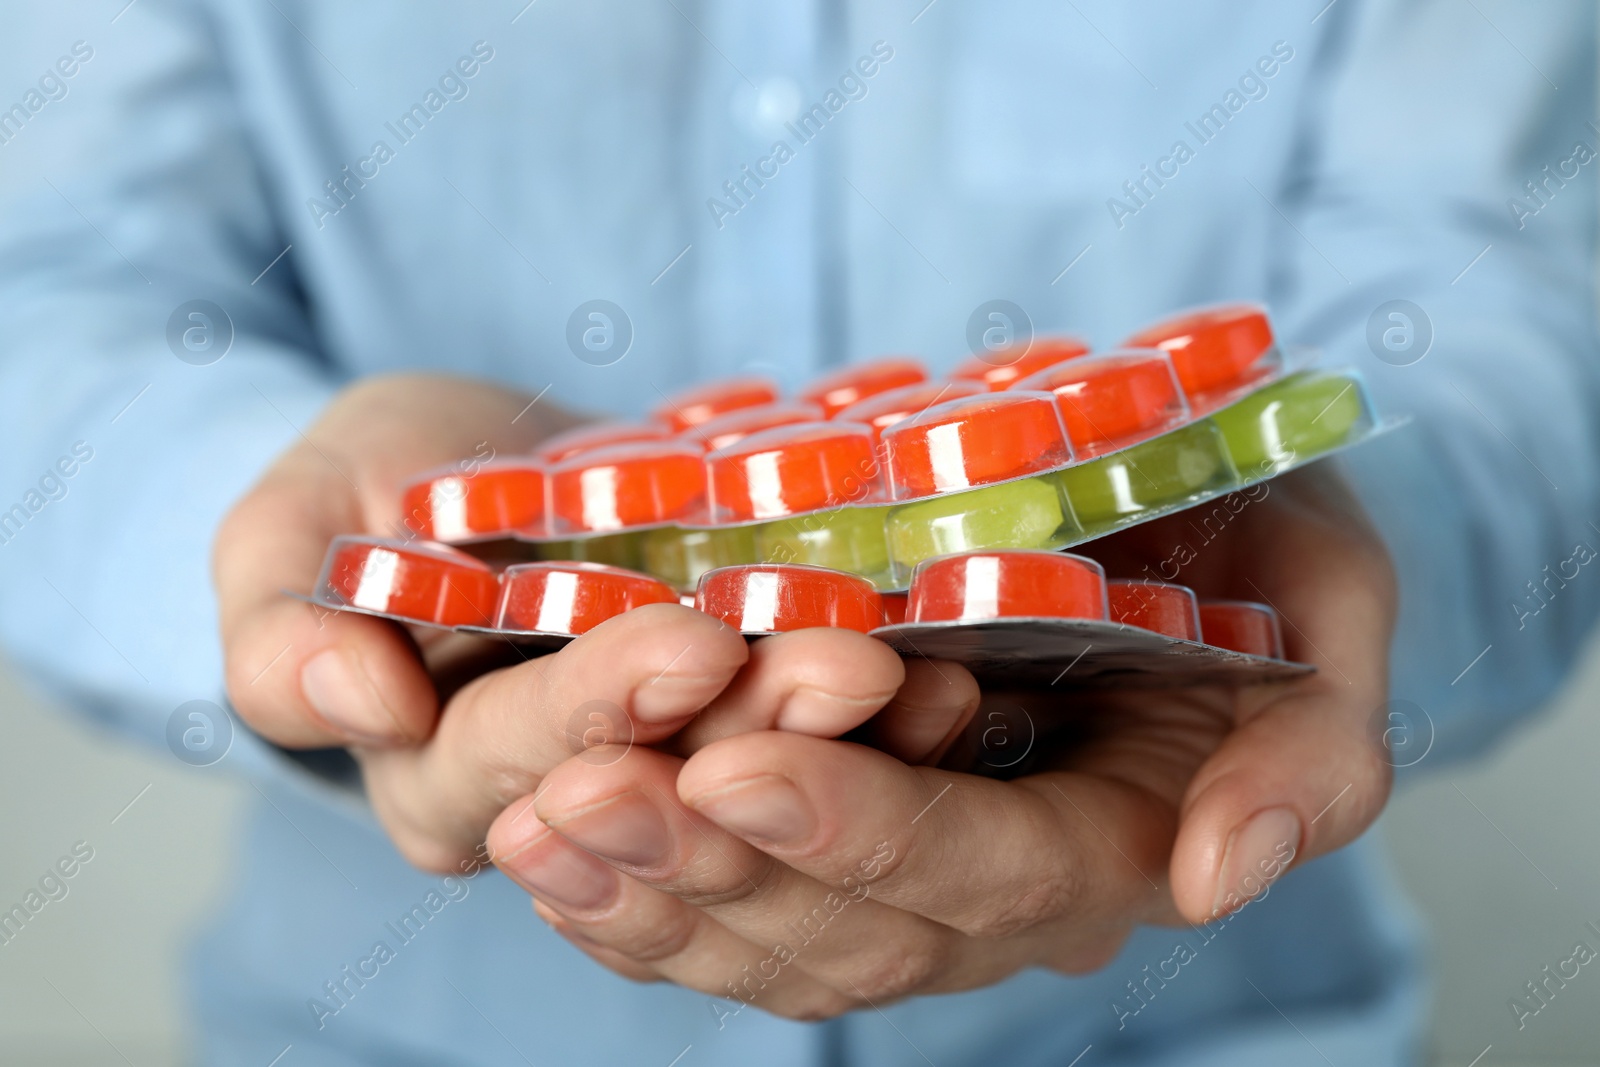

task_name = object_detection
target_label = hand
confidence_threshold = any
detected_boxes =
[486,465,1398,1017]
[215,374,978,872]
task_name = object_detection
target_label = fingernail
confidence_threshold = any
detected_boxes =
[301,649,401,743]
[502,829,620,911]
[631,672,720,722]
[547,793,671,867]
[777,686,884,733]
[691,776,814,846]
[1212,806,1301,917]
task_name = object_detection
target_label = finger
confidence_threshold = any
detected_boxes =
[217,459,439,749]
[1168,467,1397,923]
[361,604,748,869]
[680,733,1174,941]
[1168,679,1392,924]
[488,781,851,1019]
[667,628,905,754]
[525,746,1005,1005]
[852,658,979,765]
[535,901,663,983]
[215,377,555,750]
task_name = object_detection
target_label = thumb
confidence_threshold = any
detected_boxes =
[1165,464,1398,924]
[1167,683,1393,924]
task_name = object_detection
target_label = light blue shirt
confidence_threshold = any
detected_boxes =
[1,1,1597,1064]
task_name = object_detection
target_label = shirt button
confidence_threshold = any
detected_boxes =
[734,76,804,137]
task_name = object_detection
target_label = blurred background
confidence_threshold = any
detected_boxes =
[2,6,1597,1065]
[1,637,1598,1066]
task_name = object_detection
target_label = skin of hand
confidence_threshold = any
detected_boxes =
[486,464,1399,1019]
[214,374,979,873]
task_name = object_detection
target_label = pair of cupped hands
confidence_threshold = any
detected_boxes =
[216,376,1396,1020]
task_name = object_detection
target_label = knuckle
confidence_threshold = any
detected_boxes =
[388,826,472,875]
[673,854,785,910]
[1359,739,1395,797]
[599,910,701,965]
[451,674,549,801]
[848,938,949,1001]
[369,782,477,875]
[958,866,1077,940]
[1345,744,1394,830]
[476,754,543,815]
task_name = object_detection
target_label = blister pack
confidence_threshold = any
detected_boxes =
[308,301,1398,689]
[309,543,1310,690]
[394,303,1391,593]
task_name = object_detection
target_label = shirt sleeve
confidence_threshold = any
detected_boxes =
[0,0,339,781]
[1271,0,1600,764]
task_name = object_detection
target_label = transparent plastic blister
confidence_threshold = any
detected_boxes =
[313,535,500,628]
[651,376,781,430]
[797,356,928,416]
[684,401,826,451]
[308,536,674,643]
[949,337,1092,391]
[399,461,544,545]
[547,440,707,535]
[535,421,673,463]
[491,561,678,637]
[695,563,887,634]
[1122,301,1283,413]
[1207,367,1376,477]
